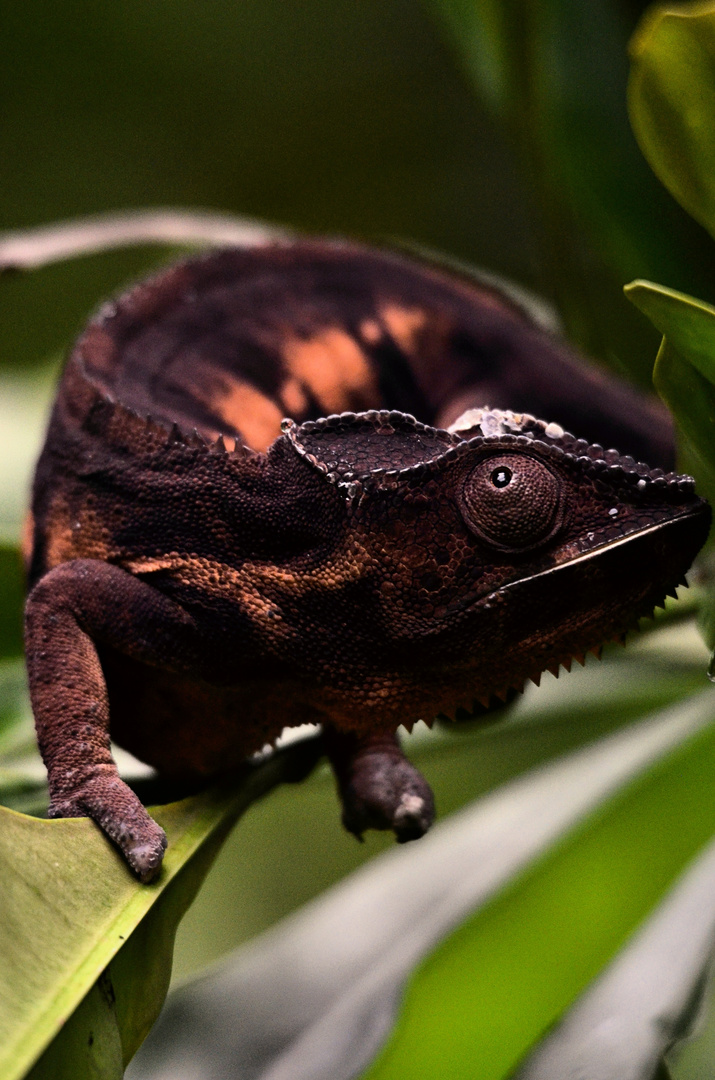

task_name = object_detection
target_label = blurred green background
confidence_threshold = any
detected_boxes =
[1,0,531,373]
[2,0,712,379]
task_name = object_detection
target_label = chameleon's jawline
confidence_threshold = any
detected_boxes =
[498,507,708,597]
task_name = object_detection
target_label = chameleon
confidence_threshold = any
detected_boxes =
[23,237,711,882]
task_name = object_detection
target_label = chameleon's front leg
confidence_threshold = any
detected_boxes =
[323,727,435,843]
[25,559,200,881]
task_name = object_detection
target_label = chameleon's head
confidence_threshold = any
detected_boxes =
[283,406,710,715]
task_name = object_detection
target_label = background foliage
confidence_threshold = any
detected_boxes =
[5,0,715,1077]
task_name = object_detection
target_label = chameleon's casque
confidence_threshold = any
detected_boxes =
[25,238,710,880]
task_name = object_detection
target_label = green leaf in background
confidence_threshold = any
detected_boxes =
[629,1,715,242]
[514,829,715,1078]
[625,280,715,481]
[0,741,321,1080]
[0,659,33,755]
[0,370,57,547]
[362,697,715,1080]
[624,280,715,652]
[427,0,715,385]
[126,684,715,1080]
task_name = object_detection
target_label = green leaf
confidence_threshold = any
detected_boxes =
[629,2,715,242]
[624,280,715,481]
[0,659,34,755]
[425,0,513,117]
[0,739,321,1080]
[624,280,715,384]
[624,280,715,650]
[127,686,715,1080]
[26,812,226,1080]
[27,975,124,1080]
[362,696,715,1080]
[514,833,715,1078]
[427,0,715,384]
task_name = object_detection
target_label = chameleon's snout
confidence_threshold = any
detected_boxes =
[484,498,712,696]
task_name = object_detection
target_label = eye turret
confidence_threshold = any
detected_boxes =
[459,452,563,552]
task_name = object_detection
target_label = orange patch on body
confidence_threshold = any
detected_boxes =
[360,319,382,345]
[21,511,34,574]
[209,380,284,452]
[282,327,380,415]
[134,542,364,608]
[43,496,112,569]
[124,556,186,574]
[379,304,428,354]
[280,376,309,418]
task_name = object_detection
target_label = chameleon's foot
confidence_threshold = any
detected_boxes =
[324,729,435,843]
[49,770,167,883]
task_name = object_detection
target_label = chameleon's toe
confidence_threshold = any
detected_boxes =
[124,831,168,884]
[49,770,167,882]
[334,737,436,843]
[391,790,434,842]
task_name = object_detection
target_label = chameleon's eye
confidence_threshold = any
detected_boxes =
[459,453,562,552]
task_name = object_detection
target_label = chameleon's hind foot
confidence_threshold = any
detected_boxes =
[49,770,167,883]
[324,728,435,843]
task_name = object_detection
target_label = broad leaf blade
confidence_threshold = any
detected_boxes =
[127,689,715,1080]
[629,2,715,241]
[514,833,715,1078]
[362,699,715,1080]
[0,739,321,1080]
[624,280,715,385]
[624,279,715,486]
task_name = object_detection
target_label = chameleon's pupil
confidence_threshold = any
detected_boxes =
[491,467,512,488]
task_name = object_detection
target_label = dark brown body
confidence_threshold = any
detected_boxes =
[25,239,710,879]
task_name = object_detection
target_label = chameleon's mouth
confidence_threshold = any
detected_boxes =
[500,503,711,596]
[445,501,712,712]
[400,502,711,727]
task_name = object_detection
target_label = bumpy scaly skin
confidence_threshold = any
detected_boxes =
[25,239,711,879]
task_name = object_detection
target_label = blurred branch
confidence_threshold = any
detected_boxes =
[0,209,289,273]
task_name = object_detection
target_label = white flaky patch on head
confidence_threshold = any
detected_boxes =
[448,406,567,442]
